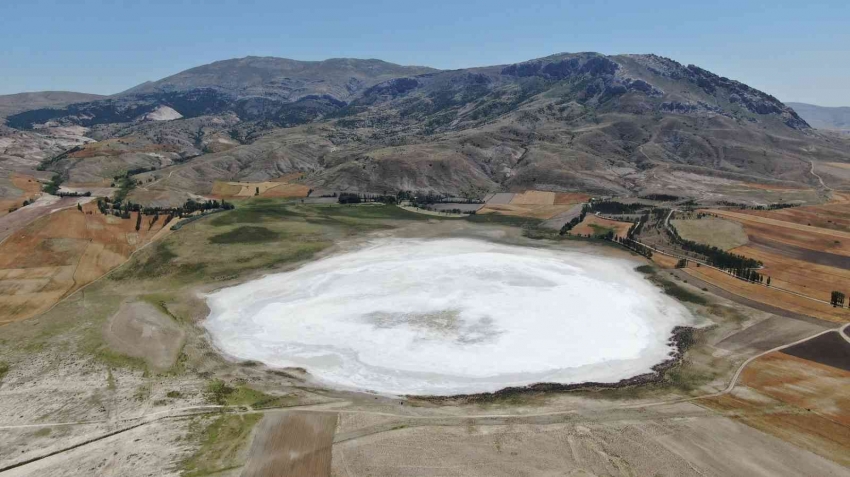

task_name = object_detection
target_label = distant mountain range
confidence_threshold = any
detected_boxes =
[787,102,850,132]
[2,53,849,204]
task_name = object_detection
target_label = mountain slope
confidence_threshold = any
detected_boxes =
[0,91,104,119]
[787,102,850,132]
[5,53,850,203]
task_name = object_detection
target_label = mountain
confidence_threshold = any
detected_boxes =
[787,102,850,132]
[0,91,104,119]
[5,58,436,130]
[4,53,850,203]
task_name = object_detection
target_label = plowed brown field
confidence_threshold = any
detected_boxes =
[0,203,171,324]
[702,351,850,467]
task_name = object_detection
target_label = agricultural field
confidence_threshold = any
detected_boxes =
[0,173,41,217]
[0,201,174,324]
[210,173,311,199]
[670,217,749,250]
[570,214,632,238]
[478,191,590,220]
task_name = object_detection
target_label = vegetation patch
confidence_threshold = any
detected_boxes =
[209,226,280,244]
[179,414,262,477]
[651,276,708,305]
[635,265,656,274]
[205,379,293,408]
[0,361,8,382]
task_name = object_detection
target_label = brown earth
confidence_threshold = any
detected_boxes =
[242,412,337,477]
[477,203,579,220]
[702,351,850,467]
[0,202,171,324]
[570,214,632,238]
[706,209,850,256]
[781,331,850,371]
[509,190,555,205]
[553,192,591,205]
[0,174,42,218]
[211,179,311,199]
[730,244,850,303]
[683,266,848,322]
[103,301,185,371]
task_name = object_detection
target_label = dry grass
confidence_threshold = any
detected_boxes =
[682,266,848,323]
[731,245,850,303]
[477,204,577,219]
[211,179,311,199]
[0,174,42,217]
[509,190,555,205]
[671,218,748,250]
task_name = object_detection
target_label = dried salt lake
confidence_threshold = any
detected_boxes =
[203,238,696,395]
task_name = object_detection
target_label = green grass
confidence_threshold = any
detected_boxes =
[651,276,708,305]
[209,226,280,244]
[635,265,656,274]
[0,362,8,383]
[180,414,262,477]
[588,224,615,237]
[205,379,294,408]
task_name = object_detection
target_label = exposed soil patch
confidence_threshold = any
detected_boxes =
[781,331,850,371]
[104,301,185,371]
[748,234,850,270]
[242,411,337,477]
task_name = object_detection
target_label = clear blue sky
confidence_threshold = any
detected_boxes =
[2,0,849,106]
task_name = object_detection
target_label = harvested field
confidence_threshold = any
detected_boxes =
[541,203,583,230]
[509,190,555,205]
[706,209,850,255]
[242,412,337,477]
[484,192,513,205]
[671,217,748,250]
[682,266,848,322]
[477,203,579,220]
[0,195,83,243]
[746,235,850,269]
[0,174,42,218]
[650,252,679,269]
[781,331,850,371]
[703,351,850,467]
[730,245,850,302]
[733,202,850,233]
[553,192,591,205]
[211,179,310,199]
[570,215,632,238]
[715,316,831,354]
[0,202,171,324]
[331,406,849,476]
[103,301,185,371]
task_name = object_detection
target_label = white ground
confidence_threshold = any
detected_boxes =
[204,239,695,395]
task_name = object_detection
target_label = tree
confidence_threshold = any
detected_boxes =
[675,258,688,269]
[255,187,260,196]
[831,291,846,308]
[766,276,771,286]
[135,211,142,231]
[77,203,83,212]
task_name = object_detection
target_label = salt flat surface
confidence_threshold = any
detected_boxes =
[204,239,695,395]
